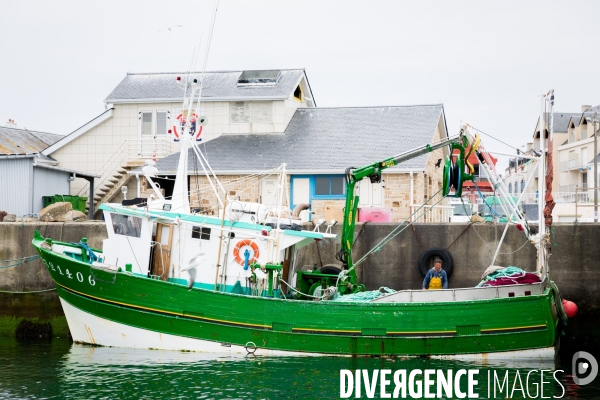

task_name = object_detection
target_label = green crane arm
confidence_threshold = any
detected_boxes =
[337,133,471,289]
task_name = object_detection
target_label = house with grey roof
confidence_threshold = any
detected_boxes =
[40,67,451,221]
[522,105,600,221]
[147,104,451,222]
[41,69,315,215]
[0,122,98,217]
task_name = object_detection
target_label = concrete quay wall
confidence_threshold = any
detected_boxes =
[0,222,597,315]
[0,223,107,322]
[296,222,598,315]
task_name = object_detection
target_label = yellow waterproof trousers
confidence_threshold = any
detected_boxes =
[428,277,442,290]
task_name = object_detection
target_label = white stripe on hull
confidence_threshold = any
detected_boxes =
[60,298,322,356]
[60,298,556,360]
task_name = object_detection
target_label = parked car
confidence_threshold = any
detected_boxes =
[449,197,474,222]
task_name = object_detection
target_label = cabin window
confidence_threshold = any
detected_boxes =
[293,85,303,102]
[156,111,168,135]
[111,214,142,238]
[192,226,211,240]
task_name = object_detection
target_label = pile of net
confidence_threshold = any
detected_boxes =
[476,266,541,287]
[331,287,396,302]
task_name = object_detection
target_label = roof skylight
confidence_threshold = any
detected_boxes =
[237,70,281,86]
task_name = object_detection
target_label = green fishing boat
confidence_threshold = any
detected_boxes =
[32,85,566,359]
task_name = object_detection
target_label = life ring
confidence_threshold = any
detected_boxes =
[233,239,260,265]
[417,247,454,278]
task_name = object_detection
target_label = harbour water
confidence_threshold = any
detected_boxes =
[1,338,599,399]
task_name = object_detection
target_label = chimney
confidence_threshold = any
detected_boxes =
[582,105,592,112]
[5,119,17,128]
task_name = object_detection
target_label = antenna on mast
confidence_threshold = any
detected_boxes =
[170,0,226,212]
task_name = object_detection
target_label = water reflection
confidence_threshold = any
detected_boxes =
[1,340,599,399]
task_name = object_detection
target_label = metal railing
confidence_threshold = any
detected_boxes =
[554,190,600,204]
[410,204,453,222]
[76,140,128,197]
[515,192,538,203]
[128,137,172,160]
[559,184,577,193]
[559,158,581,171]
[77,137,172,198]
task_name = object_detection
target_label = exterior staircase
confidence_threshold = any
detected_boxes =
[88,161,145,219]
[78,137,172,219]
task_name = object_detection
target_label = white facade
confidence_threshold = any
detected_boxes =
[554,114,600,221]
[504,142,539,205]
[42,71,313,207]
[520,105,600,222]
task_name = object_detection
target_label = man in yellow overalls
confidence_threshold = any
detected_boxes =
[422,258,448,290]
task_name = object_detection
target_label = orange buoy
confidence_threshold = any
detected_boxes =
[562,299,578,318]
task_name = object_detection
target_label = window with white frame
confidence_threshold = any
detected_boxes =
[156,111,168,135]
[141,111,153,136]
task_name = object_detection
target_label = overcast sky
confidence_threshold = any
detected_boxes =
[1,0,599,165]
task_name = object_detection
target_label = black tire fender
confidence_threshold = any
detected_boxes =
[320,265,342,275]
[418,247,454,278]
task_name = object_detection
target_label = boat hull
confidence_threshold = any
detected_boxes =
[35,237,560,358]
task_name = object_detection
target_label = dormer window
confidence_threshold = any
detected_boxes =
[294,85,303,102]
[569,129,575,144]
[237,70,281,86]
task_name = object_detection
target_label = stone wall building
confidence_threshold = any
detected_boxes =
[38,68,452,222]
[150,104,451,223]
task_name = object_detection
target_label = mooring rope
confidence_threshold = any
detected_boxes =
[334,188,447,289]
[0,288,56,294]
[352,188,446,269]
[0,255,55,293]
[0,255,40,269]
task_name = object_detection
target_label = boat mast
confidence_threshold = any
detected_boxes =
[276,163,286,231]
[172,135,191,214]
[537,90,553,278]
[171,1,226,213]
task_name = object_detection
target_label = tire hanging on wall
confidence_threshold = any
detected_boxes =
[320,265,342,275]
[418,247,454,278]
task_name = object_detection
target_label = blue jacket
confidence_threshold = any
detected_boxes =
[422,269,448,289]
